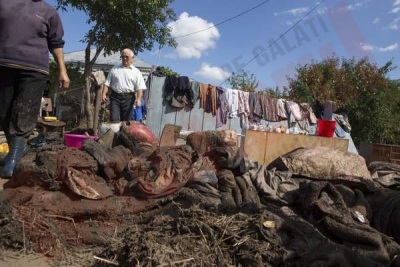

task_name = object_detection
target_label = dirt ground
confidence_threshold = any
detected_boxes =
[0,179,53,267]
[0,251,52,267]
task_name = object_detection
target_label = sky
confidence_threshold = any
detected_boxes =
[46,0,399,89]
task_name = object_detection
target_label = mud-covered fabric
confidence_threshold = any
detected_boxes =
[186,130,238,156]
[297,181,400,264]
[369,161,400,189]
[368,189,400,243]
[211,146,244,170]
[56,147,112,199]
[295,243,386,267]
[268,147,371,181]
[127,145,199,199]
[242,162,300,206]
[82,138,134,182]
[186,170,220,198]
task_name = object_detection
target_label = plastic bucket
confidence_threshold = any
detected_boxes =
[64,133,98,148]
[317,119,336,137]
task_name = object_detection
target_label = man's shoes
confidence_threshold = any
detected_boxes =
[2,137,27,178]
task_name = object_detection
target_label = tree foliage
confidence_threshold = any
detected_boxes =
[259,86,289,98]
[287,55,393,107]
[159,66,179,77]
[228,70,259,92]
[46,60,85,97]
[55,0,177,55]
[54,0,177,127]
[287,55,399,146]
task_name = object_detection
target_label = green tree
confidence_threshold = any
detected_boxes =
[344,79,400,146]
[259,86,289,98]
[287,55,392,106]
[287,55,398,146]
[159,66,179,77]
[228,70,259,92]
[46,60,85,97]
[55,0,177,128]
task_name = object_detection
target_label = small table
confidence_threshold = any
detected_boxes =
[37,120,66,135]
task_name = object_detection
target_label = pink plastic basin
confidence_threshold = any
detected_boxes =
[64,133,98,148]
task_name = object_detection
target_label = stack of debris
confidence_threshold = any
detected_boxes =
[0,125,400,267]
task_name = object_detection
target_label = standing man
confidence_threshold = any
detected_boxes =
[0,0,70,177]
[102,48,147,122]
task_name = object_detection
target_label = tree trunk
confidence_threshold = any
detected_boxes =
[85,76,94,129]
[81,42,104,130]
[82,48,94,129]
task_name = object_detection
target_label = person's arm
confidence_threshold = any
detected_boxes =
[102,84,109,102]
[135,89,143,107]
[51,47,70,89]
[134,71,146,107]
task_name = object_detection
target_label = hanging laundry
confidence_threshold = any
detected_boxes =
[285,101,312,131]
[302,104,318,124]
[216,87,229,128]
[247,92,262,129]
[264,97,280,122]
[254,95,280,122]
[277,98,287,120]
[253,94,265,120]
[226,89,239,118]
[199,83,217,115]
[248,92,258,121]
[189,79,200,106]
[238,90,250,129]
[334,113,352,132]
[164,75,193,108]
[285,101,303,121]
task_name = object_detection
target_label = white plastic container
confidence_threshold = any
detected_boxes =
[99,122,122,136]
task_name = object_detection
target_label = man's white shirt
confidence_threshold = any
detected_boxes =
[104,63,147,93]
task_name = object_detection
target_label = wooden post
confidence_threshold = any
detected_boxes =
[93,86,102,135]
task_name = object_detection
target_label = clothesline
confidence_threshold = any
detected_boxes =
[159,74,318,132]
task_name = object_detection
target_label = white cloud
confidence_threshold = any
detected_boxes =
[360,42,398,52]
[389,17,400,30]
[380,43,399,51]
[348,1,364,10]
[167,12,220,59]
[372,17,381,24]
[361,43,374,51]
[317,7,327,15]
[285,20,294,26]
[391,6,400,13]
[164,53,178,59]
[194,63,230,81]
[391,0,400,13]
[274,7,309,16]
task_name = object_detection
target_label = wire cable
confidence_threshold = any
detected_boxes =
[174,0,272,39]
[218,0,326,86]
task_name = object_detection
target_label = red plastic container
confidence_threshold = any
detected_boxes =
[124,121,158,144]
[64,133,98,148]
[317,119,336,137]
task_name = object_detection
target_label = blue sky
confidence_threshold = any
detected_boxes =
[46,0,399,89]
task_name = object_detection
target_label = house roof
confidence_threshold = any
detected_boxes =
[63,49,152,70]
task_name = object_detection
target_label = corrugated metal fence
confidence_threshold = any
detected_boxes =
[145,75,289,143]
[146,75,244,140]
